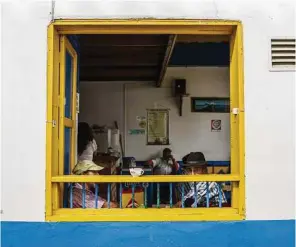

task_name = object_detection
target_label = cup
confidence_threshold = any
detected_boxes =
[129,168,144,177]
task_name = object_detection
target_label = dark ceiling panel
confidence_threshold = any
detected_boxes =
[80,67,158,79]
[78,35,230,82]
[80,47,166,57]
[79,34,169,81]
[81,76,156,82]
[80,35,169,47]
[169,42,230,66]
[80,56,163,67]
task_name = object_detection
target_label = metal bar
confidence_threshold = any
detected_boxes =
[70,183,73,208]
[144,185,147,208]
[95,184,99,209]
[132,184,135,208]
[52,174,240,183]
[206,182,210,208]
[157,183,160,208]
[194,182,197,208]
[181,183,185,208]
[169,183,173,208]
[218,183,222,208]
[63,183,69,208]
[107,183,111,209]
[82,183,86,209]
[119,183,122,209]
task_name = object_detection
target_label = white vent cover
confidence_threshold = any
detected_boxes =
[271,39,296,70]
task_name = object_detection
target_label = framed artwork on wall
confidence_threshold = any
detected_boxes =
[191,97,230,113]
[146,109,170,145]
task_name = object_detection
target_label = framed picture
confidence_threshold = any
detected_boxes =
[191,97,230,113]
[146,109,170,145]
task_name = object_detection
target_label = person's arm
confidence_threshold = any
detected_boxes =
[147,159,158,168]
[172,158,180,171]
[92,139,98,152]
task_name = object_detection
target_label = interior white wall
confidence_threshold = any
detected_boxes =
[80,67,230,161]
[79,82,125,145]
[126,67,230,161]
[1,0,295,222]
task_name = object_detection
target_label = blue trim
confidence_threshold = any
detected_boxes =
[2,220,295,247]
[67,35,80,93]
[135,161,230,167]
[207,161,230,166]
[64,51,72,118]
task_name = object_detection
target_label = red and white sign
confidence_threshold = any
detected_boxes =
[211,120,222,132]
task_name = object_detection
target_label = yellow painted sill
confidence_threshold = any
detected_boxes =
[47,208,244,222]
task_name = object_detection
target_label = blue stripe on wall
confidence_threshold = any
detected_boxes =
[2,220,295,247]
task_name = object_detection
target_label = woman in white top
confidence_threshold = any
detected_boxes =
[77,122,97,162]
[71,122,118,208]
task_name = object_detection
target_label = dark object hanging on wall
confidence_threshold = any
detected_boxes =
[191,97,230,113]
[173,79,189,117]
[174,79,186,96]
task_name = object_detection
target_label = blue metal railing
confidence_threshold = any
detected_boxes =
[66,181,229,209]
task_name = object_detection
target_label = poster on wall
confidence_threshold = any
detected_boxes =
[211,120,222,132]
[147,109,169,145]
[136,116,147,129]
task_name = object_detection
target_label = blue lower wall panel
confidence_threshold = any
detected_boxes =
[2,220,295,247]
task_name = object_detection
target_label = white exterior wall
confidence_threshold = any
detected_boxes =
[1,0,295,222]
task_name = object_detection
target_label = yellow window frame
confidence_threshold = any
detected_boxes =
[46,19,245,222]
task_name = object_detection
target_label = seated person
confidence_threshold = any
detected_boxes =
[70,160,118,208]
[175,153,227,207]
[77,122,97,162]
[147,148,179,175]
[147,148,179,204]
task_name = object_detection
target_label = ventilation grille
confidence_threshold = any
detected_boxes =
[271,39,296,70]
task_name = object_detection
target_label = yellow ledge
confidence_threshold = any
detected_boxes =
[48,208,244,222]
[52,19,240,35]
[51,174,240,183]
[53,19,240,26]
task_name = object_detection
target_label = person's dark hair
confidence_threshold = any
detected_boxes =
[163,148,172,158]
[78,122,94,155]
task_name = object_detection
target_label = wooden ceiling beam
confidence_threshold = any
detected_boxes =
[80,34,169,46]
[156,34,177,87]
[81,65,159,69]
[80,76,156,82]
[80,46,167,55]
[80,54,163,67]
[80,67,158,78]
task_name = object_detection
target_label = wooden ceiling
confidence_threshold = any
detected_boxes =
[79,34,229,84]
[79,34,174,84]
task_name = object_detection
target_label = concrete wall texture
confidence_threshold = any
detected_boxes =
[1,0,295,246]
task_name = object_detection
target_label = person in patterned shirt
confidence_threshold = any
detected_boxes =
[175,154,227,208]
[70,161,118,208]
